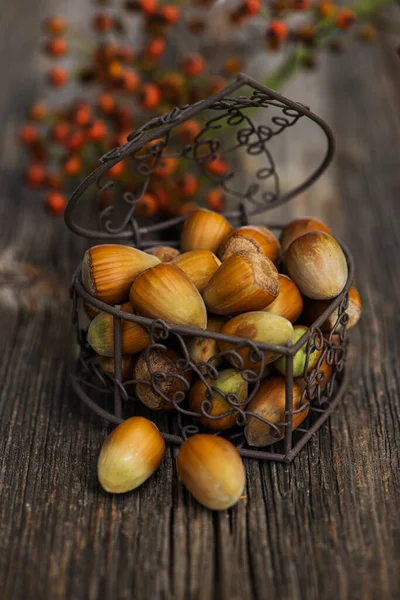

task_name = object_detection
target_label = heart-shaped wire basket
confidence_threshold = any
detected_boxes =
[65,73,353,463]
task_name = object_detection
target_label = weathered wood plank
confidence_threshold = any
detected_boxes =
[0,1,399,599]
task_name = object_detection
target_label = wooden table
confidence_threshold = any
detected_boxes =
[0,2,399,598]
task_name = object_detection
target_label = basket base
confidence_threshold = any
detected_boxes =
[70,367,351,463]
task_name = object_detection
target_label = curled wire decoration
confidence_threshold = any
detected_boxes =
[69,222,354,462]
[64,73,335,241]
[301,305,349,409]
[149,320,170,343]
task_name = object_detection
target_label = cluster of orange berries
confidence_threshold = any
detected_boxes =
[266,2,358,51]
[18,0,371,217]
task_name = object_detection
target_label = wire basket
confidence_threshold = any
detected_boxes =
[65,73,353,463]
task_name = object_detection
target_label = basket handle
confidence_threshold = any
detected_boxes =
[64,73,335,241]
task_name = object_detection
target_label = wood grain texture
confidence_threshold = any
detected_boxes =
[0,1,399,599]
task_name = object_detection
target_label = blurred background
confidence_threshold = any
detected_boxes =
[11,0,399,221]
[4,0,398,280]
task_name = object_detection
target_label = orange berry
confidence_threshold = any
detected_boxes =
[30,141,48,163]
[121,69,139,92]
[317,0,336,18]
[140,0,158,13]
[108,61,124,80]
[270,0,289,15]
[177,201,199,217]
[206,156,229,177]
[115,104,135,129]
[243,0,261,14]
[336,8,356,30]
[181,53,205,77]
[46,172,63,190]
[66,130,85,152]
[153,157,178,178]
[158,5,180,24]
[107,160,126,178]
[19,124,39,145]
[74,105,91,127]
[49,66,68,87]
[98,188,115,210]
[144,137,165,153]
[151,185,171,212]
[92,13,114,32]
[115,129,131,146]
[295,24,317,45]
[46,37,68,57]
[26,163,46,188]
[176,174,199,198]
[230,2,256,24]
[178,120,202,145]
[144,37,165,60]
[266,20,288,50]
[45,191,66,216]
[95,43,118,64]
[159,73,185,103]
[87,120,107,142]
[289,0,311,9]
[51,122,70,143]
[224,56,242,75]
[187,17,205,35]
[208,76,227,95]
[206,188,225,212]
[135,193,158,217]
[28,103,48,122]
[75,99,90,109]
[124,0,158,15]
[117,45,135,62]
[358,24,377,42]
[139,84,161,109]
[98,93,115,115]
[44,16,67,36]
[63,155,82,177]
